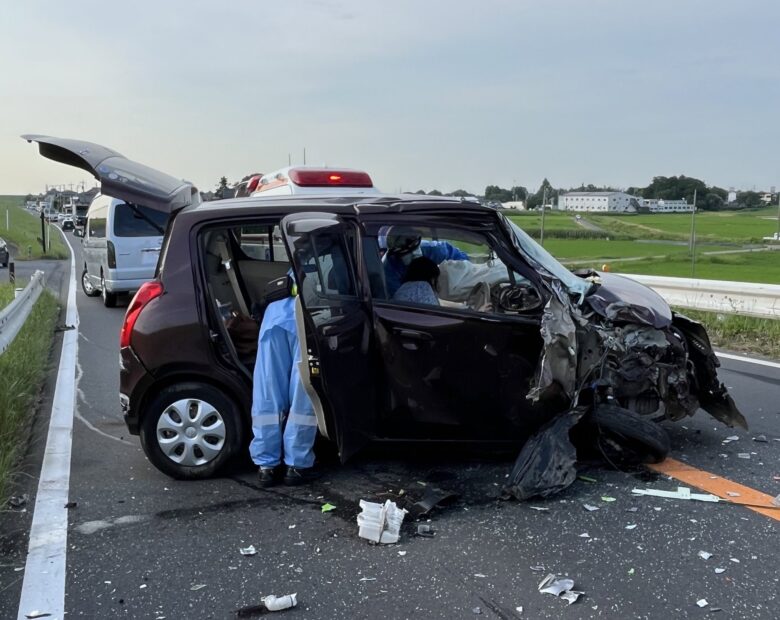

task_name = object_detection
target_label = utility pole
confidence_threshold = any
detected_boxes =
[690,189,697,278]
[540,187,548,247]
[303,148,306,165]
[775,190,780,240]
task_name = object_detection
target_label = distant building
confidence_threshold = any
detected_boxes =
[727,188,737,203]
[501,200,525,210]
[641,198,692,213]
[559,191,639,213]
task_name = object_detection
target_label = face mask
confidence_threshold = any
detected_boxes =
[401,246,423,266]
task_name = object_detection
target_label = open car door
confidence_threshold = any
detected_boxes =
[22,134,198,213]
[281,212,377,461]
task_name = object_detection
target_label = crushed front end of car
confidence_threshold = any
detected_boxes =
[502,252,746,500]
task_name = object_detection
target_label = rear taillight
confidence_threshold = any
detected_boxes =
[120,281,164,348]
[107,240,116,268]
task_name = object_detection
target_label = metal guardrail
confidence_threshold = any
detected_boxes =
[622,273,780,319]
[0,270,46,355]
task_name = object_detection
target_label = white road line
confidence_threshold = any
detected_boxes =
[16,235,78,620]
[716,351,780,370]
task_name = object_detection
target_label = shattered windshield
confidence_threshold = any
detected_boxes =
[503,218,591,301]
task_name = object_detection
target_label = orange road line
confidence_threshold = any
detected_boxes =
[647,457,780,521]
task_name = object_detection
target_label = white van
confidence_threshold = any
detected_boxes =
[249,166,380,197]
[79,194,168,306]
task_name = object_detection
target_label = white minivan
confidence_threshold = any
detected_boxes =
[79,194,167,306]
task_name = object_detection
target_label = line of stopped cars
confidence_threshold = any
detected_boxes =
[24,135,746,499]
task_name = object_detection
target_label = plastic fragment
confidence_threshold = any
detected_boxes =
[239,545,257,556]
[398,551,407,557]
[359,577,376,582]
[578,475,598,483]
[529,506,549,512]
[697,599,708,608]
[474,573,487,578]
[25,612,51,619]
[632,486,720,503]
[715,568,726,574]
[515,607,523,614]
[416,524,435,538]
[579,532,591,538]
[472,607,482,615]
[736,453,751,459]
[726,492,740,498]
[357,500,407,544]
[722,435,739,443]
[698,551,712,560]
[729,558,740,563]
[262,593,298,611]
[625,524,637,530]
[601,496,616,503]
[538,573,583,604]
[628,568,635,575]
[752,434,768,443]
[529,565,545,572]
[625,507,638,512]
[321,503,336,513]
[190,584,206,591]
[583,504,599,512]
[9,494,29,508]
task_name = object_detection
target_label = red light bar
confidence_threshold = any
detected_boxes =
[288,168,373,188]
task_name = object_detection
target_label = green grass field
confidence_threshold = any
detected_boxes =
[0,290,59,505]
[609,250,780,284]
[590,207,779,243]
[0,196,69,260]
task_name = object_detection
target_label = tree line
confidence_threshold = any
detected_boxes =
[211,174,774,211]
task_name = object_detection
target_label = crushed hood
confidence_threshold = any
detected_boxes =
[586,272,672,329]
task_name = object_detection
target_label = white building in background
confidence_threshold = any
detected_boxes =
[559,191,639,213]
[641,198,692,212]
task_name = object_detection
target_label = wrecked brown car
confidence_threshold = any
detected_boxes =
[24,135,744,490]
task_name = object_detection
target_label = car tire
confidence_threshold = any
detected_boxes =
[101,273,118,307]
[81,268,100,297]
[140,382,245,480]
[589,404,670,465]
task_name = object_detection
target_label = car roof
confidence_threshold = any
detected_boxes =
[186,193,496,220]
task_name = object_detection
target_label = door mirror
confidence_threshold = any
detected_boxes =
[73,228,84,238]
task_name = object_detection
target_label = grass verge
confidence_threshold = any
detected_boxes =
[674,308,780,359]
[0,282,15,310]
[0,197,68,260]
[0,290,59,505]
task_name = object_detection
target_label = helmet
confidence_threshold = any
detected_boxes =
[385,230,422,256]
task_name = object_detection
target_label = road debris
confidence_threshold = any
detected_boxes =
[753,435,768,443]
[529,506,549,512]
[359,577,376,582]
[321,503,336,513]
[722,435,739,444]
[262,593,298,611]
[579,533,591,538]
[632,486,720,503]
[416,524,435,538]
[9,494,29,509]
[357,500,407,544]
[625,524,637,530]
[601,496,616,503]
[736,453,751,459]
[190,584,206,591]
[408,488,459,518]
[578,475,598,483]
[538,573,583,605]
[697,599,709,608]
[583,504,599,512]
[24,612,51,619]
[628,568,635,575]
[240,546,257,556]
[698,551,713,560]
[715,568,726,574]
[398,551,407,557]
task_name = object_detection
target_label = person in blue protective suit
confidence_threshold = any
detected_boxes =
[380,229,469,297]
[249,291,318,486]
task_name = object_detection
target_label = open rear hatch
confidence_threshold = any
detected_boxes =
[22,134,198,213]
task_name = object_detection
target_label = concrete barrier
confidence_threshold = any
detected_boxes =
[0,270,46,355]
[622,274,780,319]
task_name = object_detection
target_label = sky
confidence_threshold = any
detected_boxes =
[1,0,778,196]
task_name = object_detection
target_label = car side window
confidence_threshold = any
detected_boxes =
[88,216,106,238]
[237,225,288,262]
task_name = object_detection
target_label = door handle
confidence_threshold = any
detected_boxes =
[394,328,433,341]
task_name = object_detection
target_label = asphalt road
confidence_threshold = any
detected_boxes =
[1,234,779,619]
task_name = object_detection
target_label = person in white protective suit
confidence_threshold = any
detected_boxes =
[249,289,318,487]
